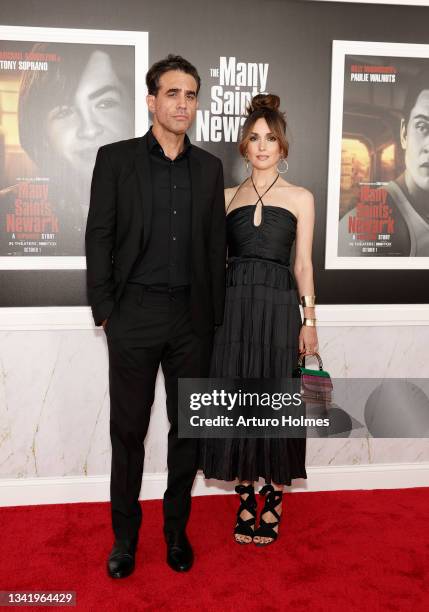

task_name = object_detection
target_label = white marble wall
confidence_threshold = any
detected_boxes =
[1,323,429,479]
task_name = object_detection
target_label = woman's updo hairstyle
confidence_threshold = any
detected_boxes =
[239,93,289,159]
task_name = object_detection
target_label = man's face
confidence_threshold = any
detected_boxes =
[401,89,429,192]
[146,70,198,135]
[46,50,133,178]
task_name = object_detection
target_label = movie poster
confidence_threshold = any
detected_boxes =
[325,40,429,270]
[0,26,147,270]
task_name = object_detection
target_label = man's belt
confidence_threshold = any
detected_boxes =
[127,282,190,295]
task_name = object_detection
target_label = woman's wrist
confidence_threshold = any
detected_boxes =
[303,305,315,317]
[299,295,317,325]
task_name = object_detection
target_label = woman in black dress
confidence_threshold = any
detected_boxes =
[199,94,319,545]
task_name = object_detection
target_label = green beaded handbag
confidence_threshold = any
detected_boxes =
[293,352,333,403]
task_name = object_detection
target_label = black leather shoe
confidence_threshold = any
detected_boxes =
[107,537,138,579]
[165,531,194,572]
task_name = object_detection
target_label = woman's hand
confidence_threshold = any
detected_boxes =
[299,325,319,355]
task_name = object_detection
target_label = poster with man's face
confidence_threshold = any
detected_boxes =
[326,40,429,270]
[0,26,147,269]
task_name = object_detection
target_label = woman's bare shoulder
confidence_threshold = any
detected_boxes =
[293,185,314,204]
[275,180,314,221]
[281,181,314,205]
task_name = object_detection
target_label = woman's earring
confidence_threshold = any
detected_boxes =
[245,157,250,174]
[277,158,289,174]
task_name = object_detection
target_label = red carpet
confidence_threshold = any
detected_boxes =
[1,488,428,611]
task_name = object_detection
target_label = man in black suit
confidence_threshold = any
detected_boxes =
[85,55,226,577]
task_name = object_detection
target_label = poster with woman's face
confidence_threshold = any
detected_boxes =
[326,40,429,270]
[0,26,148,269]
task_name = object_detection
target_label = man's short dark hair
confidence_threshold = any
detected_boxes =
[403,68,429,124]
[146,54,201,96]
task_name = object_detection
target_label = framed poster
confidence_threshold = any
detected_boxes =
[326,40,429,269]
[0,25,148,270]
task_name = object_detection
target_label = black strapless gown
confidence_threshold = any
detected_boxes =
[199,204,307,485]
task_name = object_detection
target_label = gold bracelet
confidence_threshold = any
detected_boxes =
[303,318,317,327]
[301,295,316,307]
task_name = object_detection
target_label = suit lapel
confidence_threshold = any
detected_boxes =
[189,148,201,262]
[135,133,152,252]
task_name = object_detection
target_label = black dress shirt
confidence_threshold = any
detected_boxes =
[128,128,192,286]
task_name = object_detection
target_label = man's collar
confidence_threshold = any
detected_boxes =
[147,126,191,158]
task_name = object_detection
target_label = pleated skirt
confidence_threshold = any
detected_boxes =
[199,257,307,485]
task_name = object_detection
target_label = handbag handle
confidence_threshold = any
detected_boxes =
[297,352,324,370]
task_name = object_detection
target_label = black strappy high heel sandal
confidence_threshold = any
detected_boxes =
[234,483,257,544]
[253,484,283,546]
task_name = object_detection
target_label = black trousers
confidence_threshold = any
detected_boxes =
[105,283,213,540]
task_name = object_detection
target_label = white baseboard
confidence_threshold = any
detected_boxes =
[0,304,429,330]
[0,462,428,507]
[311,1,429,6]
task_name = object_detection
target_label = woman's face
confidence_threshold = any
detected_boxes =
[245,117,283,171]
[45,50,133,181]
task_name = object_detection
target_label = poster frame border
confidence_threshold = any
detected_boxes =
[0,24,148,270]
[325,39,429,270]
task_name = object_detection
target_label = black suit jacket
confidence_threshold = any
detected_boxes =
[85,131,226,334]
